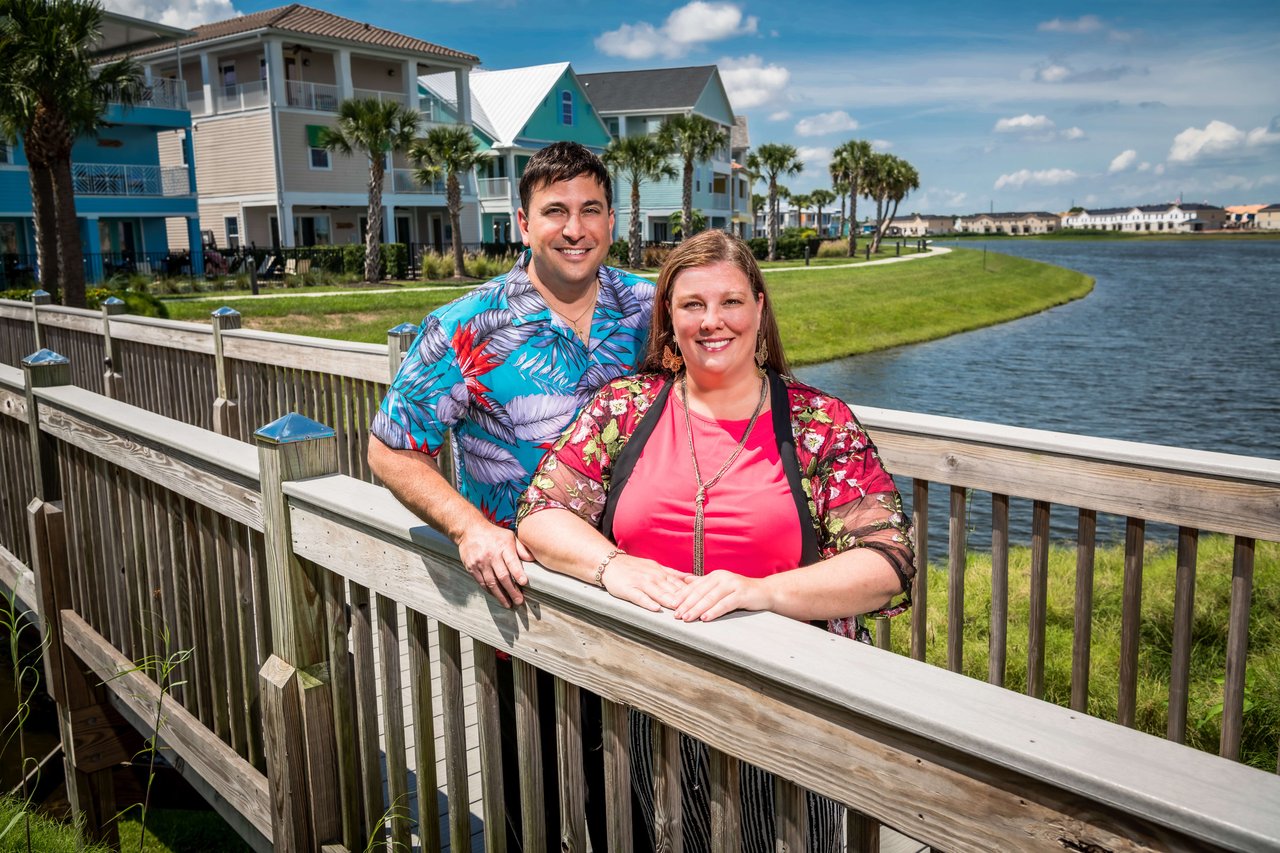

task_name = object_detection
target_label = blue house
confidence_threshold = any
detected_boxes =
[420,62,612,245]
[0,11,202,287]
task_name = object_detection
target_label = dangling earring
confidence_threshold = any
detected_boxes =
[662,341,684,372]
[755,333,768,376]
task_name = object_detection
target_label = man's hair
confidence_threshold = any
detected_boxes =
[518,141,612,212]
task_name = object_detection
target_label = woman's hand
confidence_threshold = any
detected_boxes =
[602,556,690,613]
[671,570,774,623]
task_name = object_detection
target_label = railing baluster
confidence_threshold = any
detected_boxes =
[438,623,471,852]
[1221,536,1255,762]
[515,658,547,850]
[910,479,928,661]
[326,573,363,851]
[1167,527,1199,743]
[474,641,507,853]
[774,777,805,852]
[847,808,880,852]
[407,610,440,853]
[652,720,682,853]
[1118,517,1145,727]
[989,493,1010,687]
[350,582,383,841]
[602,699,633,851]
[556,677,586,851]
[708,747,739,853]
[378,595,411,850]
[1071,509,1097,713]
[947,485,966,673]
[1027,500,1051,699]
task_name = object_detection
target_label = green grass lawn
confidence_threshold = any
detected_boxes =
[0,800,248,852]
[889,535,1280,772]
[166,248,1092,366]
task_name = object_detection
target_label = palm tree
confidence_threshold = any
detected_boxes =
[750,193,766,227]
[410,125,488,279]
[831,139,872,256]
[0,0,144,306]
[809,189,836,238]
[658,114,727,241]
[319,97,419,283]
[602,134,676,268]
[668,209,707,239]
[865,154,920,254]
[745,144,802,261]
[790,193,813,230]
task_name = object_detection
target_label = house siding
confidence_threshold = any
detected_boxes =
[192,113,275,196]
[692,81,734,127]
[520,70,612,148]
[278,112,369,193]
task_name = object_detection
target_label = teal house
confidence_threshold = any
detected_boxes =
[0,11,202,287]
[421,62,611,245]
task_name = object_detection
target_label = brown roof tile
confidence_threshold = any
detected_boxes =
[130,4,478,63]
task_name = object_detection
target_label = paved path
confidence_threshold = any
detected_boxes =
[171,247,951,304]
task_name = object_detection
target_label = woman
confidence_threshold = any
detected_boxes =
[516,230,914,850]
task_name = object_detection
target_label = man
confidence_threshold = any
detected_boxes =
[369,141,653,601]
[368,141,653,843]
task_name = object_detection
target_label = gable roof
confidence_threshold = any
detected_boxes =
[578,65,718,113]
[469,63,574,144]
[126,4,477,62]
[418,72,497,141]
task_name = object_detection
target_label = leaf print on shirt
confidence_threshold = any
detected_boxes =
[412,315,451,368]
[453,324,503,408]
[467,308,536,361]
[506,395,580,444]
[458,433,527,485]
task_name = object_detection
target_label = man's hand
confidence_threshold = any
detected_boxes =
[457,522,531,608]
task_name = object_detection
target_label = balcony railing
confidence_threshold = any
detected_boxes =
[477,177,510,199]
[419,97,459,125]
[107,76,188,111]
[286,80,340,112]
[71,163,190,197]
[212,79,269,113]
[390,169,475,196]
[709,192,731,209]
[353,87,409,108]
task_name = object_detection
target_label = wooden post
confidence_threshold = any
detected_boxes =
[386,321,417,381]
[23,349,123,847]
[212,307,243,440]
[31,289,50,350]
[255,412,341,846]
[101,296,127,399]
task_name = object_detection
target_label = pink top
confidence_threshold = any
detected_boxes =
[611,394,803,577]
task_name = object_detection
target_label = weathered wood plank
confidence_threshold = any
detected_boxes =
[652,720,681,853]
[438,623,472,853]
[377,594,411,850]
[473,642,505,853]
[1070,509,1097,714]
[348,582,383,842]
[708,747,739,853]
[1117,517,1145,728]
[1221,537,1255,762]
[221,329,388,385]
[514,657,546,852]
[556,677,585,853]
[989,493,1009,687]
[260,654,313,851]
[407,608,441,853]
[910,478,928,662]
[601,698,632,852]
[947,485,965,673]
[775,776,804,853]
[1167,527,1198,744]
[1026,500,1050,700]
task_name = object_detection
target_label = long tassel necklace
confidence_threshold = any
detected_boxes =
[680,373,769,576]
[551,281,599,342]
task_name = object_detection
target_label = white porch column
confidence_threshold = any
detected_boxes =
[279,202,294,247]
[142,64,154,85]
[198,52,214,115]
[382,205,394,243]
[265,39,287,106]
[402,59,415,105]
[337,48,353,101]
[505,150,518,217]
[456,67,472,126]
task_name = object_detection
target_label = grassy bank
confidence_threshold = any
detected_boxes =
[0,799,247,852]
[943,229,1278,242]
[166,248,1093,365]
[890,536,1280,771]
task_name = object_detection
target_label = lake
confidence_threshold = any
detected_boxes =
[795,238,1280,551]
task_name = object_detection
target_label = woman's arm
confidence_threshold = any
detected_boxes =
[518,508,689,612]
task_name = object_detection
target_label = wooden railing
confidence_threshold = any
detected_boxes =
[4,355,1280,851]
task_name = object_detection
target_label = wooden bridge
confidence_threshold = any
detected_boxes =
[1,294,1279,852]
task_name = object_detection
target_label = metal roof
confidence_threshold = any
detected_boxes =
[578,65,717,113]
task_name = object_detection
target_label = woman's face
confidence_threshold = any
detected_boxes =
[668,260,764,386]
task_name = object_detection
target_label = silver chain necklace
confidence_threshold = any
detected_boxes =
[680,373,769,576]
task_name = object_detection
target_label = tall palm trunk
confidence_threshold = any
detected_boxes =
[767,178,778,261]
[870,196,886,255]
[847,185,860,256]
[447,174,465,278]
[629,178,643,269]
[27,161,58,300]
[365,158,385,283]
[838,191,846,241]
[681,159,693,242]
[51,150,86,306]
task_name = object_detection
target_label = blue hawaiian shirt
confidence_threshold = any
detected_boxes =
[371,253,654,527]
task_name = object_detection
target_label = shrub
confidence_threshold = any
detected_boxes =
[641,245,672,268]
[816,240,849,258]
[747,238,768,260]
[87,288,169,318]
[610,239,630,265]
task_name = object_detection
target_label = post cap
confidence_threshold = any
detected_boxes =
[31,289,50,299]
[254,412,335,445]
[211,306,241,318]
[21,348,70,367]
[388,322,418,335]
[102,296,125,306]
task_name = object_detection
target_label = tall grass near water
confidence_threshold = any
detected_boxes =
[890,536,1280,771]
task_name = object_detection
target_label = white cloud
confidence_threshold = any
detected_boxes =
[718,54,790,109]
[1062,126,1085,140]
[1038,15,1104,34]
[795,146,830,171]
[1137,162,1151,172]
[1035,64,1071,83]
[103,0,238,27]
[1165,119,1280,162]
[1109,149,1138,173]
[596,2,756,59]
[994,168,1078,190]
[915,188,967,211]
[768,110,792,121]
[794,110,858,137]
[994,114,1055,133]
[1154,164,1165,175]
[871,139,892,151]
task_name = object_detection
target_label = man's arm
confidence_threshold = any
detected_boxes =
[368,434,530,608]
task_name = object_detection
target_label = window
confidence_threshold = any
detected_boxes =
[224,216,240,249]
[309,147,330,169]
[306,125,331,169]
[220,63,236,95]
[293,215,331,247]
[560,90,573,125]
[606,117,619,138]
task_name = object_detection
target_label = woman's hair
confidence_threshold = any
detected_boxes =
[641,229,790,376]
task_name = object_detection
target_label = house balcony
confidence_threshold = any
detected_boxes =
[419,96,460,127]
[106,76,188,112]
[353,87,409,108]
[709,192,730,209]
[187,79,270,115]
[391,169,474,196]
[72,163,191,197]
[477,177,510,199]
[286,80,340,112]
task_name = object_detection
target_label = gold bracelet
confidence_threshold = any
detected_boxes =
[593,547,624,588]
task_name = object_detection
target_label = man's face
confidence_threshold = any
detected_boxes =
[517,174,615,294]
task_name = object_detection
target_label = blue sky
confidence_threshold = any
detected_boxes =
[108,0,1280,214]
